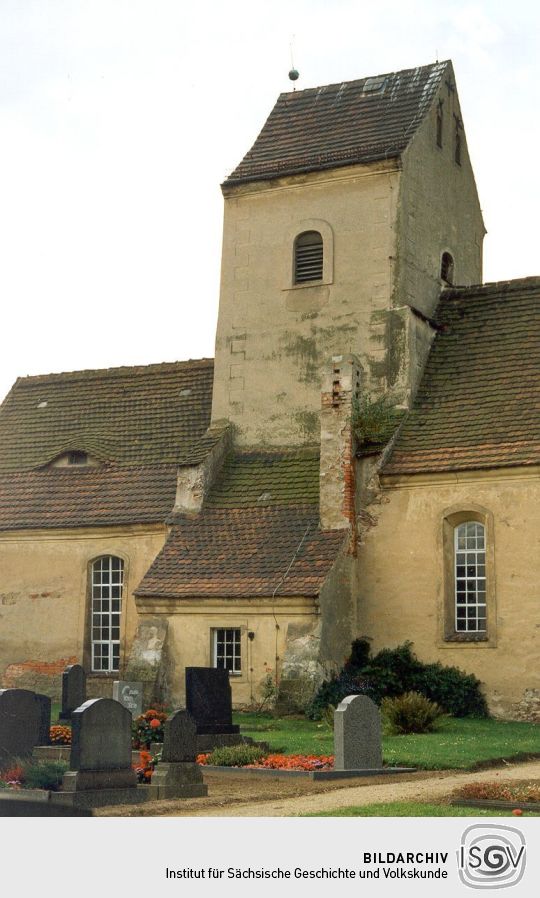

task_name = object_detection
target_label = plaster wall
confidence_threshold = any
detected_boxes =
[0,525,166,697]
[212,162,401,446]
[397,64,484,323]
[134,597,319,707]
[355,468,540,718]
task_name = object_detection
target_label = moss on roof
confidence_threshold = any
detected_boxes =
[205,449,320,508]
[0,359,214,473]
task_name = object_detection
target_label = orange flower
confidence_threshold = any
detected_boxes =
[149,718,161,728]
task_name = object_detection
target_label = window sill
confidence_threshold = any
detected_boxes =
[440,634,495,648]
[284,279,331,291]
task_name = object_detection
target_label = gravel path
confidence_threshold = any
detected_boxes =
[96,759,540,817]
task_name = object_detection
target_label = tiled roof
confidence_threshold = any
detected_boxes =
[135,505,345,598]
[0,464,177,530]
[384,278,540,475]
[0,359,214,473]
[205,449,320,507]
[225,61,447,186]
[136,450,344,599]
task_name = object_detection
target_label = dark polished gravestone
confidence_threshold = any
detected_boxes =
[59,664,86,721]
[0,689,51,763]
[185,667,240,735]
[150,709,207,799]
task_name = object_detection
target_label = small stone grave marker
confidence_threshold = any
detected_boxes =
[334,694,383,770]
[161,709,197,763]
[151,709,207,798]
[59,664,86,720]
[112,681,143,718]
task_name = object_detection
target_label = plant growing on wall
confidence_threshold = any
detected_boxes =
[351,393,403,451]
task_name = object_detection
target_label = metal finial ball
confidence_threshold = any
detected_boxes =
[288,68,299,82]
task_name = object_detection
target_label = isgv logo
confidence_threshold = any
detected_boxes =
[458,825,526,889]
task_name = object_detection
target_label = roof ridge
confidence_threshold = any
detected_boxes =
[276,61,449,101]
[13,358,214,386]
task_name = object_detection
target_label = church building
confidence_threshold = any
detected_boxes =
[0,61,538,719]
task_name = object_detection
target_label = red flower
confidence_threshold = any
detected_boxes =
[149,718,161,729]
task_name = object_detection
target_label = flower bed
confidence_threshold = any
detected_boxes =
[197,752,334,771]
[132,708,167,748]
[455,781,540,803]
[133,750,155,783]
[50,725,71,745]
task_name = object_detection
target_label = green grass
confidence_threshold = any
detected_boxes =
[303,801,540,817]
[233,712,540,770]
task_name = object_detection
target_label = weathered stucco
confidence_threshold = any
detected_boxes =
[396,62,484,319]
[212,161,401,446]
[355,466,540,718]
[0,525,166,697]
[133,595,320,707]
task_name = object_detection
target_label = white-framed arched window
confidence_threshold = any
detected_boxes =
[91,556,124,672]
[442,507,495,644]
[454,521,486,633]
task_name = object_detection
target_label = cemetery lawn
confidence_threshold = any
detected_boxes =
[303,801,540,817]
[233,713,540,770]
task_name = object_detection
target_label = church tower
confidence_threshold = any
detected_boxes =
[211,61,484,447]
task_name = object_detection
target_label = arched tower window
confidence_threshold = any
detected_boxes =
[440,251,454,285]
[454,522,486,633]
[294,230,323,284]
[91,556,124,672]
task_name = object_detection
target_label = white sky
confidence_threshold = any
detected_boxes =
[0,0,539,402]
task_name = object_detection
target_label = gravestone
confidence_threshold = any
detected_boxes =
[161,709,197,763]
[112,681,143,718]
[334,694,383,770]
[185,667,239,735]
[150,709,207,798]
[59,664,86,720]
[0,689,49,762]
[34,693,52,746]
[61,698,138,799]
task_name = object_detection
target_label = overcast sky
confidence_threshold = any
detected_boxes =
[0,0,538,402]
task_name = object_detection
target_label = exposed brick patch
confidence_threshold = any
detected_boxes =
[2,656,77,689]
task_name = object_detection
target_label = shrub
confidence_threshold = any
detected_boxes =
[382,691,445,734]
[21,760,68,791]
[132,708,168,747]
[200,744,267,767]
[306,672,373,720]
[308,641,488,719]
[415,663,488,718]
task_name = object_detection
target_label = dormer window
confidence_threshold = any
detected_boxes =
[440,252,454,285]
[68,451,88,466]
[294,231,323,284]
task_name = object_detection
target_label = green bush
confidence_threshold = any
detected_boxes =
[382,691,445,734]
[205,744,267,767]
[305,671,373,720]
[308,641,488,719]
[22,760,69,791]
